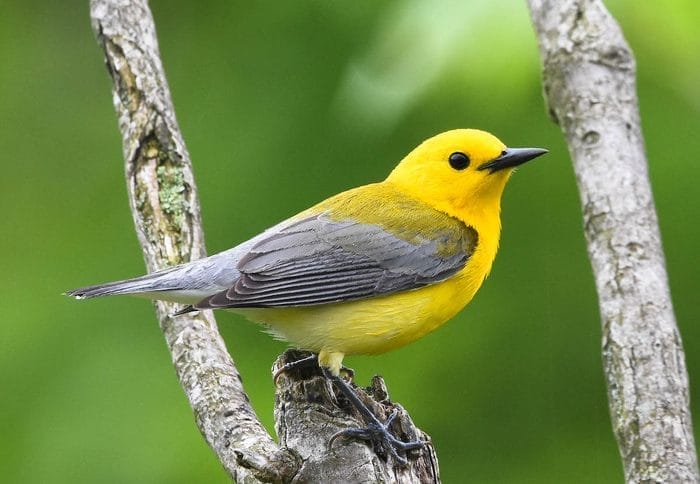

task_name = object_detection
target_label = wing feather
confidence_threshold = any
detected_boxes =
[195,202,478,309]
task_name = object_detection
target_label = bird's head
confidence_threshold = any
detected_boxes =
[386,129,547,217]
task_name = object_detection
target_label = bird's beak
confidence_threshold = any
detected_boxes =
[478,147,548,173]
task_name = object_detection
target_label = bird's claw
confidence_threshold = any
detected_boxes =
[273,353,318,385]
[329,409,427,465]
[274,353,356,386]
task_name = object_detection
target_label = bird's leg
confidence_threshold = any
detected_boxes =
[322,367,427,465]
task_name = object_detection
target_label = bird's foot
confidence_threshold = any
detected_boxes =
[322,368,427,465]
[273,351,355,385]
[329,409,427,465]
[273,352,318,385]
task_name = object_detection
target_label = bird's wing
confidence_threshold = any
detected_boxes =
[195,205,478,309]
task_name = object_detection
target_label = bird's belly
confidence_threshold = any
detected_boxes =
[237,268,482,356]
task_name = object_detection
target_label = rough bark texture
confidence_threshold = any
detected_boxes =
[527,1,699,482]
[89,1,439,482]
[90,1,297,481]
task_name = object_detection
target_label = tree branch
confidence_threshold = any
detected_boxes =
[89,1,439,482]
[90,1,297,481]
[526,1,699,482]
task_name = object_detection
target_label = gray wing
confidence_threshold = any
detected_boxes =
[194,213,477,309]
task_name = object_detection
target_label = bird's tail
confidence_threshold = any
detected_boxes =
[65,265,200,302]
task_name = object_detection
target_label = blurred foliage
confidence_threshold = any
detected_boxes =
[1,0,698,482]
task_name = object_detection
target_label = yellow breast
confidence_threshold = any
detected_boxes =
[237,216,499,357]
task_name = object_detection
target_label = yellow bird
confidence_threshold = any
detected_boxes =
[67,128,547,461]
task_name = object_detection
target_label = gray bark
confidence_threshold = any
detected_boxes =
[89,0,438,482]
[527,1,699,482]
[89,1,297,481]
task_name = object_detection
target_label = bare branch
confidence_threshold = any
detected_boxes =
[526,1,699,481]
[89,1,297,481]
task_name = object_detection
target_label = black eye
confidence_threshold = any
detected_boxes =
[449,152,470,170]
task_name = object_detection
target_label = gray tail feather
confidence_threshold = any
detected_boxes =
[65,266,184,300]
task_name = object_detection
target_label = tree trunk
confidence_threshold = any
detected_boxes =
[527,1,699,482]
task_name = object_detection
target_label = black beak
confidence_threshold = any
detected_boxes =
[478,147,548,173]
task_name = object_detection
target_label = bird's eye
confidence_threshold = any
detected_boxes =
[448,152,470,170]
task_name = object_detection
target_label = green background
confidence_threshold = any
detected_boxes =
[2,0,698,482]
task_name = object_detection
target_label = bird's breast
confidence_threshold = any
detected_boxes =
[237,226,499,356]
